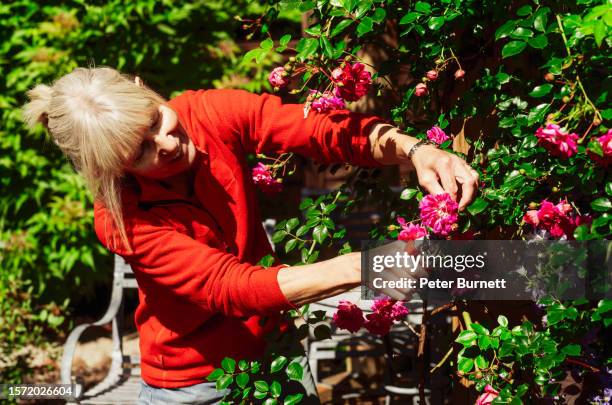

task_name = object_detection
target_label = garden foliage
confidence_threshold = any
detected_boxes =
[206,0,612,403]
[2,0,611,402]
[0,0,294,383]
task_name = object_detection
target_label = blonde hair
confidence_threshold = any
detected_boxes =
[22,67,166,251]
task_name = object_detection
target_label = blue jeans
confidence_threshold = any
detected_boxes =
[138,380,227,405]
[138,354,320,404]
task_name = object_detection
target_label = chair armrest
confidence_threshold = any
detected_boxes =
[60,265,126,399]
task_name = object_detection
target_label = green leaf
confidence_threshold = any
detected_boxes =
[263,398,278,405]
[330,19,353,37]
[304,24,322,36]
[400,188,419,200]
[400,12,420,25]
[285,238,298,253]
[528,34,548,49]
[475,355,488,369]
[498,315,508,327]
[284,393,304,405]
[592,198,611,212]
[478,335,492,350]
[471,323,490,335]
[270,356,288,373]
[428,16,444,30]
[207,368,225,382]
[254,390,267,400]
[573,224,590,240]
[496,72,511,84]
[511,27,533,39]
[415,1,432,14]
[236,372,249,388]
[562,344,581,356]
[279,34,291,46]
[502,41,527,58]
[295,225,308,238]
[516,5,532,16]
[467,197,489,215]
[605,182,612,196]
[455,330,478,345]
[254,380,269,392]
[372,8,386,23]
[529,84,553,97]
[296,38,319,59]
[357,17,374,37]
[261,38,274,50]
[222,357,236,373]
[242,48,265,64]
[272,230,288,243]
[533,8,549,32]
[589,139,604,157]
[286,218,299,232]
[496,20,517,40]
[286,362,304,381]
[535,374,548,385]
[216,374,233,391]
[322,203,336,214]
[270,381,282,397]
[457,357,474,373]
[312,225,328,244]
[594,19,606,47]
[321,36,334,58]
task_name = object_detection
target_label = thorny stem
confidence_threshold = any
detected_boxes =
[417,300,429,404]
[448,47,463,70]
[430,347,454,374]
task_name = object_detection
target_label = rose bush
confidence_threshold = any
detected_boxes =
[205,0,612,403]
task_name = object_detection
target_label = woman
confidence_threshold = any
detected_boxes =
[22,67,478,404]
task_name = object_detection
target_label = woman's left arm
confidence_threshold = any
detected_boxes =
[367,122,480,211]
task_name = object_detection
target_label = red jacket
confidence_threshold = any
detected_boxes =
[94,89,384,388]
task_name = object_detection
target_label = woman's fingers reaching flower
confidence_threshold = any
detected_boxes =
[409,145,479,211]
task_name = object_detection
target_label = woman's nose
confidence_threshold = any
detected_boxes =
[154,134,178,158]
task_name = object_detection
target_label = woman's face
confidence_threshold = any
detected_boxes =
[124,103,196,180]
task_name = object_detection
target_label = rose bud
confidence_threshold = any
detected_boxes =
[426,70,438,80]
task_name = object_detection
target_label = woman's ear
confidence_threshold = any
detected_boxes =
[134,76,143,87]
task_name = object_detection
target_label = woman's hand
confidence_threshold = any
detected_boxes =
[408,144,480,211]
[368,122,480,212]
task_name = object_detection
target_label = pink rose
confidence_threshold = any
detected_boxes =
[535,124,579,159]
[587,129,612,167]
[415,83,428,97]
[454,69,465,79]
[475,385,499,405]
[371,298,409,322]
[268,66,289,89]
[397,217,428,240]
[523,198,580,239]
[252,163,283,194]
[419,193,459,236]
[308,90,346,113]
[523,210,540,226]
[333,300,365,333]
[331,62,372,101]
[426,126,451,145]
[426,70,438,80]
[363,312,393,336]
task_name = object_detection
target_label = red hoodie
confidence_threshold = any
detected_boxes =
[94,88,384,388]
